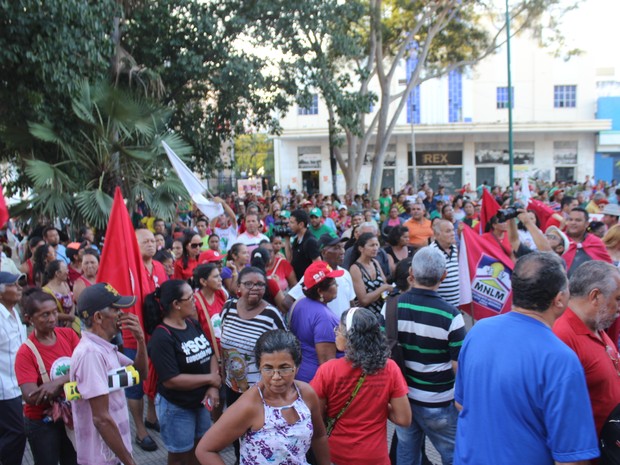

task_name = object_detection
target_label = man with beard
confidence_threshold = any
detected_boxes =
[553,261,620,438]
[563,207,611,277]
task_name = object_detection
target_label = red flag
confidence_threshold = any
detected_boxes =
[479,188,500,234]
[458,226,514,320]
[0,183,9,229]
[97,187,150,350]
[527,199,555,230]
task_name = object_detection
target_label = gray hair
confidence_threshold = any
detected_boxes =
[411,246,446,287]
[432,219,451,236]
[0,284,5,294]
[358,222,379,234]
[569,261,620,298]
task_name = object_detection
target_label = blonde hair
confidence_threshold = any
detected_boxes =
[603,224,620,250]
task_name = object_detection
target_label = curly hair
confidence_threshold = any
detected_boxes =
[340,307,389,375]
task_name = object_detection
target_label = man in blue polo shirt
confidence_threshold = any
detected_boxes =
[396,246,465,465]
[454,252,599,465]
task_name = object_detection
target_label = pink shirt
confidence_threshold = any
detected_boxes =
[70,331,133,465]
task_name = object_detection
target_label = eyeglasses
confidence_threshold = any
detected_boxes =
[241,281,266,289]
[606,345,620,377]
[190,243,202,248]
[260,367,295,377]
[177,295,194,302]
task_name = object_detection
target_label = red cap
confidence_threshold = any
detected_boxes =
[303,261,344,289]
[199,249,223,264]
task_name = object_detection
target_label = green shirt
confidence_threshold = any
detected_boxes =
[309,224,336,240]
[379,195,393,215]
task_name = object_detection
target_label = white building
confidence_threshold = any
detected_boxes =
[273,32,612,195]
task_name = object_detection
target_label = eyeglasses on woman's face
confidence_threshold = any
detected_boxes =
[177,295,194,302]
[190,243,202,249]
[240,281,267,290]
[260,366,295,377]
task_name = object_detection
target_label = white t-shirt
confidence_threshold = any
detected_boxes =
[215,225,238,254]
[288,267,356,318]
[232,231,269,254]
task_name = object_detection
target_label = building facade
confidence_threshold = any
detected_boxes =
[273,33,612,195]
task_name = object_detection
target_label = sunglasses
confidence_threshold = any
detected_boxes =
[190,243,202,248]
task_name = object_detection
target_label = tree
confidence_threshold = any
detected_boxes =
[121,0,296,174]
[17,81,190,229]
[233,134,274,179]
[256,0,579,199]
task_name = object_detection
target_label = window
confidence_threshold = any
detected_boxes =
[448,70,462,122]
[298,94,318,115]
[496,87,514,109]
[554,85,576,108]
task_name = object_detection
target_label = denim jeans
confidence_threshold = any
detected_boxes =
[0,397,26,465]
[155,394,211,453]
[396,401,457,465]
[24,417,77,465]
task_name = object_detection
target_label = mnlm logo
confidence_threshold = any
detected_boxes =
[471,254,511,313]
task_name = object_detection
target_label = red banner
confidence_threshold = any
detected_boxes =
[97,187,150,350]
[479,188,500,234]
[458,226,514,320]
[0,183,9,229]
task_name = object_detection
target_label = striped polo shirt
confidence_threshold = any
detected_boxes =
[397,288,465,407]
[429,241,459,307]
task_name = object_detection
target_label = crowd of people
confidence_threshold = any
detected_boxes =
[2,175,620,465]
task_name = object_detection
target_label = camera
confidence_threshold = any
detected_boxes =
[272,221,294,237]
[497,202,524,223]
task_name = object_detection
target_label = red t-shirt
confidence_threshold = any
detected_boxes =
[194,289,227,351]
[310,358,408,465]
[15,328,80,420]
[266,256,294,291]
[145,260,168,294]
[173,257,199,281]
[553,308,620,435]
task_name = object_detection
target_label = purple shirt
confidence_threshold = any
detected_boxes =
[70,331,133,465]
[290,297,342,382]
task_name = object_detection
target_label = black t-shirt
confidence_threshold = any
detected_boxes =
[148,318,213,409]
[291,229,320,280]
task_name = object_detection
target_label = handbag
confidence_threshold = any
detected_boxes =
[600,402,620,464]
[24,339,77,449]
[325,373,366,437]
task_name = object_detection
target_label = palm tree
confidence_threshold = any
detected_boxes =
[17,80,190,230]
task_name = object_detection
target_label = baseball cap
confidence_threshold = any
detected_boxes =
[310,207,322,218]
[279,210,291,219]
[545,226,570,256]
[318,233,345,249]
[338,205,348,211]
[303,261,344,289]
[0,272,25,285]
[199,249,223,264]
[77,283,136,319]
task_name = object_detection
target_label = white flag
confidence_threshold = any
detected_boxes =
[161,141,224,219]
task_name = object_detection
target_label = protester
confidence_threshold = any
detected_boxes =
[262,239,296,291]
[350,232,393,317]
[429,220,460,307]
[20,236,45,286]
[71,283,147,465]
[289,261,342,382]
[564,207,612,276]
[384,225,417,277]
[44,226,69,264]
[33,243,56,288]
[286,209,321,281]
[144,280,220,465]
[454,252,599,464]
[0,272,27,465]
[403,203,433,247]
[311,307,411,465]
[196,330,330,465]
[553,261,620,438]
[221,243,249,295]
[173,232,203,281]
[381,206,405,240]
[16,288,79,465]
[154,249,175,279]
[219,266,287,460]
[42,260,78,331]
[72,248,99,303]
[193,263,227,350]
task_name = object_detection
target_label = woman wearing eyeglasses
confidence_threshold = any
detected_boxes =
[144,280,221,465]
[311,307,411,465]
[219,266,287,460]
[173,232,203,281]
[196,329,330,465]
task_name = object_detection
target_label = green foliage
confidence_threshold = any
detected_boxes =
[15,81,191,229]
[233,134,274,178]
[0,0,118,154]
[122,0,296,174]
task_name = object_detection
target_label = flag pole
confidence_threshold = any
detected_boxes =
[506,0,514,201]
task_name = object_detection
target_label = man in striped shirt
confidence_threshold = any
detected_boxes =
[396,247,466,465]
[429,220,459,307]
